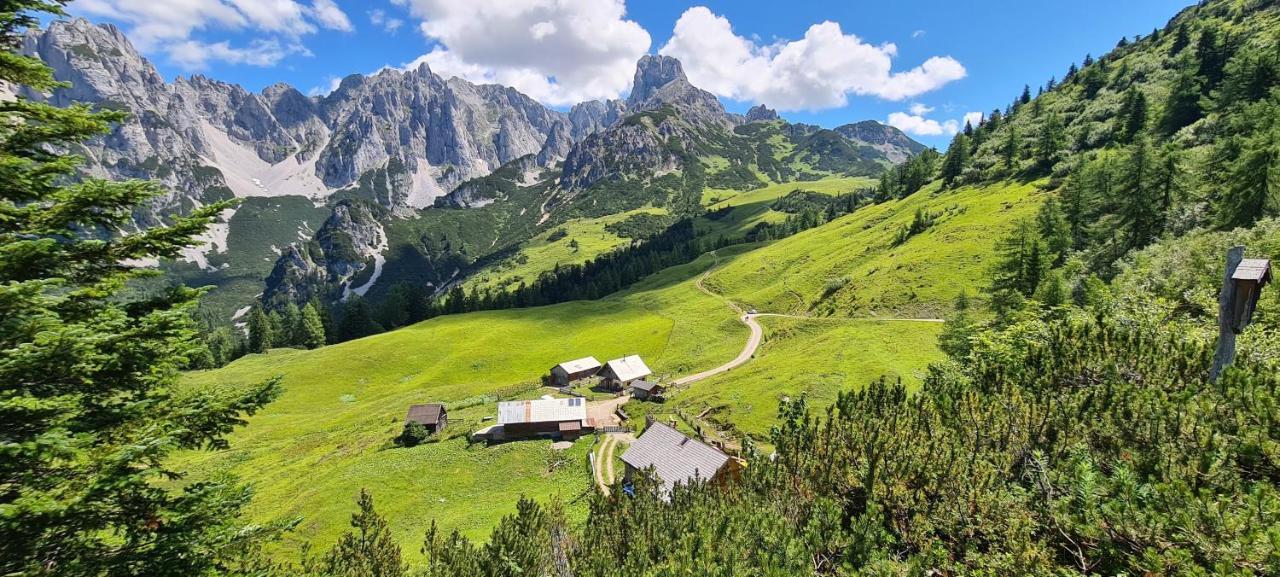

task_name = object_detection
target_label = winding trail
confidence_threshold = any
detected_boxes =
[672,250,942,387]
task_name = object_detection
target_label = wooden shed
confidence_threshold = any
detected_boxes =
[600,355,653,389]
[405,403,447,433]
[629,379,665,401]
[549,356,602,386]
[1230,258,1271,332]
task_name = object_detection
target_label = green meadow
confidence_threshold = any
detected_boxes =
[179,177,1038,561]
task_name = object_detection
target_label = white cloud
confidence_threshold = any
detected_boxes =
[307,74,343,96]
[368,8,403,34]
[73,0,352,68]
[888,112,958,136]
[888,109,985,137]
[394,0,650,106]
[912,29,926,38]
[658,7,965,111]
[311,0,353,32]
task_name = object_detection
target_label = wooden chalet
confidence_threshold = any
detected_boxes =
[404,403,447,433]
[600,355,652,388]
[549,356,602,386]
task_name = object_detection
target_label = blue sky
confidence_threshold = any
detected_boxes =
[67,0,1192,148]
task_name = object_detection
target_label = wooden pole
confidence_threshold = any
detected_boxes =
[1210,245,1245,383]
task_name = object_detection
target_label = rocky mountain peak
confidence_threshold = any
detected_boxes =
[627,55,689,107]
[745,104,780,122]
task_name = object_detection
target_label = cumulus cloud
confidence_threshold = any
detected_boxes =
[73,0,352,68]
[368,8,403,34]
[393,0,650,106]
[658,7,965,111]
[888,109,984,137]
[962,111,984,129]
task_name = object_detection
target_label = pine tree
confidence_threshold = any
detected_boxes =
[937,291,977,359]
[1019,84,1032,105]
[281,301,302,346]
[1115,87,1148,143]
[248,305,275,354]
[1170,22,1190,54]
[339,296,383,341]
[320,490,406,577]
[1115,138,1163,250]
[1036,197,1072,265]
[0,2,283,572]
[300,303,327,349]
[1196,25,1231,91]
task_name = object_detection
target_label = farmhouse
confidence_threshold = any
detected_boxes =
[629,379,665,401]
[549,356,602,386]
[620,422,740,497]
[404,403,447,433]
[497,397,592,440]
[600,355,652,388]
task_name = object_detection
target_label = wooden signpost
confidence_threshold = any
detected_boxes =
[1210,246,1271,382]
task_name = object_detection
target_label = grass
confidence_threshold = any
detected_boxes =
[673,317,944,440]
[704,179,1045,318]
[179,179,1035,562]
[465,207,668,292]
[178,249,744,561]
[696,176,876,239]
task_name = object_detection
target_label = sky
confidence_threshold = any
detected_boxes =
[65,0,1194,149]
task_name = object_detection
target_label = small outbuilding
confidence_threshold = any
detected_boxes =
[496,397,592,440]
[629,379,665,401]
[549,356,602,386]
[405,403,448,434]
[600,355,653,388]
[620,422,740,498]
[1230,258,1271,333]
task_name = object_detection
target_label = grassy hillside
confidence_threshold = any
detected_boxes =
[705,179,1044,317]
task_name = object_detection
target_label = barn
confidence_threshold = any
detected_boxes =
[497,397,592,440]
[404,403,447,433]
[629,379,665,401]
[549,356,602,386]
[600,355,652,388]
[620,421,740,498]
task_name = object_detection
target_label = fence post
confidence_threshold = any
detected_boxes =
[1210,245,1245,383]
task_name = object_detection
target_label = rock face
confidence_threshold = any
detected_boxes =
[567,99,627,140]
[834,120,928,163]
[262,200,387,306]
[21,19,578,216]
[625,55,729,129]
[745,104,780,122]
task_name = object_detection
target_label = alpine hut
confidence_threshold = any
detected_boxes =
[404,403,447,434]
[600,355,652,389]
[549,356,602,387]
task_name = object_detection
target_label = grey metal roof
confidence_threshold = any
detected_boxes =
[496,397,586,425]
[620,422,730,495]
[1233,258,1272,282]
[405,403,445,425]
[554,356,601,374]
[630,380,661,392]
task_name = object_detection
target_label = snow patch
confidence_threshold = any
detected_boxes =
[342,222,389,300]
[231,305,252,321]
[178,206,235,271]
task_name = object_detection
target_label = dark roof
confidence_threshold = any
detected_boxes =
[1233,258,1272,283]
[405,403,445,425]
[620,422,730,495]
[630,380,662,392]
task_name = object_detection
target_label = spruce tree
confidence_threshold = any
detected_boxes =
[319,490,406,577]
[300,302,327,349]
[1034,114,1065,173]
[941,132,970,187]
[1216,123,1279,228]
[0,2,282,573]
[1001,125,1019,172]
[1161,62,1203,134]
[248,305,275,353]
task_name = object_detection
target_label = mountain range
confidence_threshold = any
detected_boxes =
[21,18,925,322]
